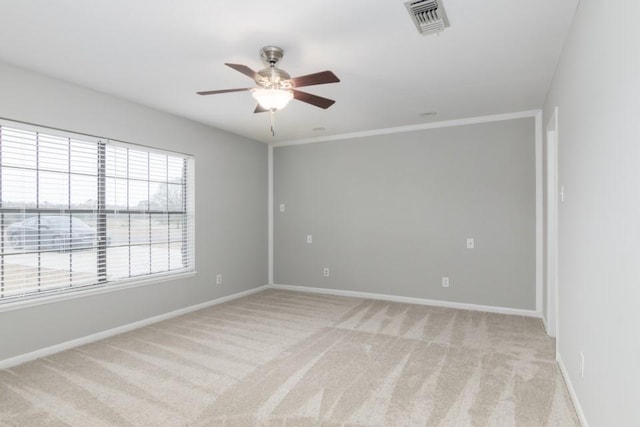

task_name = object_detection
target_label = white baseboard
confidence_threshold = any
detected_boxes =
[541,313,558,338]
[557,353,589,427]
[0,284,270,370]
[269,284,541,318]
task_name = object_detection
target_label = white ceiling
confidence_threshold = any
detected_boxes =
[0,0,578,143]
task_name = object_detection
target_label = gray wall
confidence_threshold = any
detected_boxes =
[543,0,639,424]
[274,118,535,310]
[0,62,267,361]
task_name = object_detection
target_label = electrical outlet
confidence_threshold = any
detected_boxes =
[466,238,475,249]
[323,267,330,277]
[307,235,313,244]
[580,352,585,379]
[279,203,285,212]
[216,274,222,285]
[442,277,450,288]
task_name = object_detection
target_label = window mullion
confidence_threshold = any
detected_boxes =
[166,156,170,269]
[36,132,41,292]
[127,149,131,278]
[97,141,107,283]
[68,137,73,287]
[147,154,151,275]
[181,158,188,268]
[0,126,4,298]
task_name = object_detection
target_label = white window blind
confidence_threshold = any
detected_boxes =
[0,122,195,303]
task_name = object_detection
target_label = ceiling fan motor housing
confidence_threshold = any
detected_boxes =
[258,67,292,87]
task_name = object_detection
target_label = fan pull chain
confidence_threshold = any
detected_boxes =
[270,109,276,136]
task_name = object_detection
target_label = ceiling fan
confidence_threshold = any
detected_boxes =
[197,46,340,114]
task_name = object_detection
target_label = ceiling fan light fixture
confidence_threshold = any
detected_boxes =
[252,88,293,111]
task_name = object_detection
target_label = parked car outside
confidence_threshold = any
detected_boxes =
[6,216,101,252]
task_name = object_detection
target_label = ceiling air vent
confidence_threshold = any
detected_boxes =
[405,0,450,36]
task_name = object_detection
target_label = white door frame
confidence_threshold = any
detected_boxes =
[545,107,559,339]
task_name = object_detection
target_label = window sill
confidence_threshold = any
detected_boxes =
[0,270,197,313]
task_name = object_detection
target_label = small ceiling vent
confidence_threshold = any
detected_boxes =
[405,0,450,36]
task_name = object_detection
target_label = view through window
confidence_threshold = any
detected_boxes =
[0,122,195,302]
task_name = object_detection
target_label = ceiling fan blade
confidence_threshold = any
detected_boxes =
[225,63,265,83]
[292,90,336,109]
[254,104,269,114]
[197,88,252,95]
[290,71,340,88]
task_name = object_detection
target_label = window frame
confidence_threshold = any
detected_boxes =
[0,118,196,311]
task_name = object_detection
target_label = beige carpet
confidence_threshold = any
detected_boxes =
[0,289,579,426]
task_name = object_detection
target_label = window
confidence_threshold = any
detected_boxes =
[0,121,195,303]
